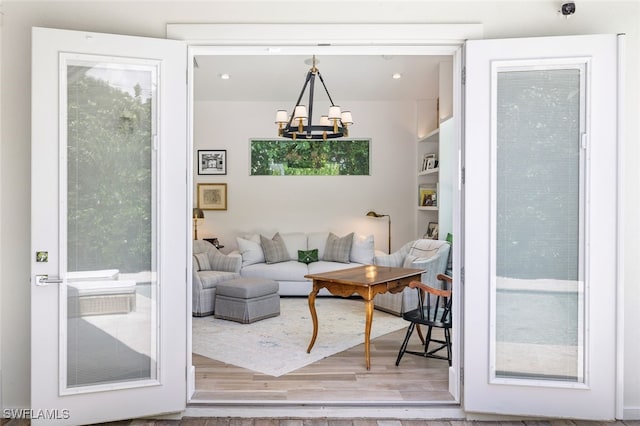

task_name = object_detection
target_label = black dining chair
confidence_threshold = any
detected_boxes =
[395,273,453,366]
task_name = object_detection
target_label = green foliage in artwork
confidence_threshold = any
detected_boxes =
[66,67,152,273]
[250,139,370,176]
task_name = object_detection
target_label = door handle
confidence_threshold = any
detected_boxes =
[35,275,64,286]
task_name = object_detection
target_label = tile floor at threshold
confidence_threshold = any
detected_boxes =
[4,418,640,426]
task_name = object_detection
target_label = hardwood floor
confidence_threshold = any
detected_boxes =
[193,326,454,402]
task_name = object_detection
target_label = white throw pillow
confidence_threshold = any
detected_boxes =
[350,233,375,264]
[236,234,265,266]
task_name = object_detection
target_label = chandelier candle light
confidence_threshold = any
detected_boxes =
[275,56,353,140]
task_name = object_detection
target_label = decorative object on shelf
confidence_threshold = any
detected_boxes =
[421,153,436,172]
[275,55,353,140]
[198,150,227,175]
[424,222,439,240]
[419,184,438,207]
[366,210,391,254]
[197,183,227,211]
[193,208,205,240]
[204,237,223,249]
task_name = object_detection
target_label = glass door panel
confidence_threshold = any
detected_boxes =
[63,56,158,391]
[492,66,585,383]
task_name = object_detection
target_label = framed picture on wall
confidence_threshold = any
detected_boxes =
[197,183,227,210]
[198,150,227,175]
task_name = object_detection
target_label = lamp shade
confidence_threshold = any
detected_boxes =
[341,111,353,125]
[328,105,341,120]
[193,208,204,219]
[275,110,289,123]
[319,115,330,126]
[293,105,308,119]
[366,210,385,218]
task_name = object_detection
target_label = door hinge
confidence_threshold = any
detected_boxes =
[461,67,466,85]
[461,167,465,185]
[460,266,465,285]
[460,366,464,384]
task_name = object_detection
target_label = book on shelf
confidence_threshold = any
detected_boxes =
[418,183,438,207]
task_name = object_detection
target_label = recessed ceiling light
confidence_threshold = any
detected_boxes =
[392,73,402,80]
[220,73,230,80]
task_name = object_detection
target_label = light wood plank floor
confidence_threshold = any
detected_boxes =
[192,325,454,402]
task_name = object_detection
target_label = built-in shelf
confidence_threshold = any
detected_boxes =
[418,127,440,144]
[418,206,439,211]
[418,168,439,176]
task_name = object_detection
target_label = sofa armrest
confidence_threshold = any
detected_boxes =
[192,263,204,290]
[410,250,450,290]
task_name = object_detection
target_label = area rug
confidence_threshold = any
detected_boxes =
[192,297,407,377]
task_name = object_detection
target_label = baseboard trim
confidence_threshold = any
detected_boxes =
[188,365,196,399]
[184,404,465,419]
[623,406,640,420]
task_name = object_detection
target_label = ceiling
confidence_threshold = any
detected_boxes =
[193,54,449,103]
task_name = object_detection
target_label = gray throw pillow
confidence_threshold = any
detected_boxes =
[260,232,289,264]
[323,232,354,263]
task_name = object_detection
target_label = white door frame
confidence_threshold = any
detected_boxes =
[169,23,480,418]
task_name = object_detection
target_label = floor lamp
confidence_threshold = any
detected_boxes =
[193,208,204,240]
[366,210,391,254]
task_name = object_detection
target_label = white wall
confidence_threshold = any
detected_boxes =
[1,0,639,418]
[194,100,417,253]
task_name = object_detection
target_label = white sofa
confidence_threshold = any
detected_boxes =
[193,234,450,317]
[233,232,378,296]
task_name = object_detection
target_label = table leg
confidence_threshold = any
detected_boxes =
[364,298,374,370]
[306,285,319,353]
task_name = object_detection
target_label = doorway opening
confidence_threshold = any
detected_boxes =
[186,46,463,406]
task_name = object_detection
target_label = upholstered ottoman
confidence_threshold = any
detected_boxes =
[214,277,280,323]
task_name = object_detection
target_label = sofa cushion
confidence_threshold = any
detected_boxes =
[237,234,265,266]
[298,249,319,264]
[323,232,354,263]
[280,232,308,260]
[261,233,290,264]
[193,253,211,271]
[307,232,330,259]
[198,270,241,289]
[308,261,358,275]
[350,233,375,264]
[241,261,309,282]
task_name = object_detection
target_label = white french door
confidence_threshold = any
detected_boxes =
[463,35,620,419]
[31,28,188,425]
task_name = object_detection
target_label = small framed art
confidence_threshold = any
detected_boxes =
[197,183,227,211]
[424,222,439,240]
[198,150,227,175]
[421,153,436,172]
[419,184,438,207]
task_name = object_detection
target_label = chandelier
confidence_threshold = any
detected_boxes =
[275,56,353,140]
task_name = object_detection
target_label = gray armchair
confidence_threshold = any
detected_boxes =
[373,239,450,315]
[192,240,241,316]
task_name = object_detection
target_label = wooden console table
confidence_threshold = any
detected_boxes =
[304,265,423,370]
